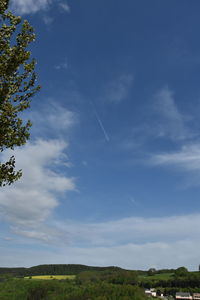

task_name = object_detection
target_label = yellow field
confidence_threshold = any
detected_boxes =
[25,275,76,280]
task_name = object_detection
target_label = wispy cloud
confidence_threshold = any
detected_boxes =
[56,214,200,247]
[10,0,52,14]
[55,59,68,70]
[28,102,78,139]
[150,143,200,172]
[148,141,200,187]
[59,2,70,13]
[10,0,70,15]
[118,86,192,154]
[105,74,134,103]
[153,87,190,140]
[42,15,54,25]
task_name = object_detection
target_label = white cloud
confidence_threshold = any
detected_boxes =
[55,59,68,70]
[0,99,78,244]
[0,139,75,228]
[105,74,134,103]
[148,142,200,187]
[28,103,77,138]
[10,0,52,14]
[42,15,54,25]
[150,143,200,172]
[11,224,68,244]
[59,2,70,13]
[45,105,76,130]
[10,0,71,15]
[56,214,200,247]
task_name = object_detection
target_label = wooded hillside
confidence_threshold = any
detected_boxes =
[0,264,123,276]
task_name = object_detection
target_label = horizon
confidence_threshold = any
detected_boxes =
[0,263,196,272]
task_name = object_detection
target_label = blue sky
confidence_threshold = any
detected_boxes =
[1,0,200,270]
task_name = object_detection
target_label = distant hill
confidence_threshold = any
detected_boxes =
[0,264,124,276]
[0,267,26,276]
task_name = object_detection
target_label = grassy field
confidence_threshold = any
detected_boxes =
[24,275,76,280]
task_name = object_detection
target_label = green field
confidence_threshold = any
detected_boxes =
[24,275,76,280]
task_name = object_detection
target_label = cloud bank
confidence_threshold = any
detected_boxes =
[2,214,200,270]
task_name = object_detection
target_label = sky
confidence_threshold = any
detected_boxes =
[1,0,200,270]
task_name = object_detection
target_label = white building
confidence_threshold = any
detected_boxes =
[193,294,200,300]
[145,289,157,297]
[176,292,192,300]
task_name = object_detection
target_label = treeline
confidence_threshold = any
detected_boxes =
[134,268,176,277]
[140,267,200,289]
[0,267,26,276]
[0,264,123,276]
[141,276,200,289]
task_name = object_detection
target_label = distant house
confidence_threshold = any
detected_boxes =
[193,294,200,300]
[145,289,157,297]
[176,293,192,300]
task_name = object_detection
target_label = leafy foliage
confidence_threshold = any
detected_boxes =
[0,0,40,186]
[0,277,146,300]
[77,269,138,285]
[174,267,189,277]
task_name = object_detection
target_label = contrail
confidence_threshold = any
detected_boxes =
[91,103,110,142]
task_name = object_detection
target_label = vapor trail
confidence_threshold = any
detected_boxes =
[92,104,110,142]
